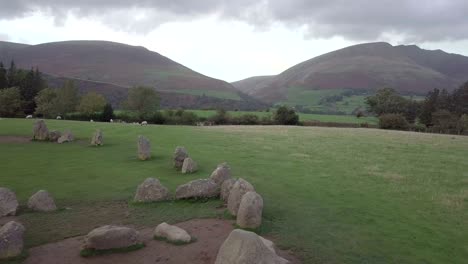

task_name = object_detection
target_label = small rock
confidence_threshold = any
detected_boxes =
[137,136,151,160]
[0,188,19,217]
[48,130,61,142]
[210,162,232,186]
[33,119,49,141]
[173,147,189,169]
[175,179,219,199]
[0,221,26,260]
[181,157,198,174]
[220,178,237,202]
[84,225,140,250]
[215,229,288,264]
[27,190,57,212]
[91,129,103,146]
[134,178,170,202]
[227,178,255,216]
[236,191,264,229]
[57,130,74,144]
[154,222,191,243]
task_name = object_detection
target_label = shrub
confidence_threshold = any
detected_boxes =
[274,106,299,125]
[378,114,409,130]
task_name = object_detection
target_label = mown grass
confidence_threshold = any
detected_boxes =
[1,119,467,264]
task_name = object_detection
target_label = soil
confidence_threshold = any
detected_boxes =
[0,135,31,143]
[22,218,301,264]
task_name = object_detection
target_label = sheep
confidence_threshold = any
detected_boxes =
[56,116,62,120]
[141,121,148,126]
[90,119,94,122]
[26,115,33,119]
[110,119,114,123]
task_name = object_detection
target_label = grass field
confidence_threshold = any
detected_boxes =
[1,119,467,264]
[188,110,378,124]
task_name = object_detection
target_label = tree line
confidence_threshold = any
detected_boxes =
[365,82,468,134]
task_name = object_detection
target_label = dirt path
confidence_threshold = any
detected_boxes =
[0,135,31,143]
[23,218,300,264]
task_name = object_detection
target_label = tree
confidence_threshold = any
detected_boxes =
[419,88,439,126]
[274,106,299,125]
[34,88,59,118]
[123,86,160,119]
[20,68,38,114]
[0,62,7,89]
[210,108,229,125]
[452,81,468,115]
[0,87,23,117]
[77,92,107,116]
[55,80,80,115]
[7,60,19,88]
[101,103,114,121]
[365,88,409,116]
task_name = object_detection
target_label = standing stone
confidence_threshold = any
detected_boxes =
[33,119,49,141]
[181,158,198,174]
[0,188,19,217]
[57,130,74,144]
[91,129,103,146]
[210,162,232,186]
[173,147,189,169]
[84,225,140,250]
[175,179,220,199]
[27,190,57,212]
[227,178,255,216]
[134,178,170,202]
[48,130,61,142]
[154,222,191,243]
[236,191,264,229]
[0,221,26,260]
[214,229,289,264]
[220,178,237,202]
[137,136,151,160]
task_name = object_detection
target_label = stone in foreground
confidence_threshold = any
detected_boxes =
[0,187,19,217]
[137,135,151,160]
[175,179,219,199]
[215,229,288,264]
[57,130,74,144]
[181,157,198,174]
[0,221,26,260]
[134,178,169,202]
[33,119,49,141]
[220,178,237,202]
[48,130,61,142]
[154,222,191,243]
[84,225,140,250]
[27,190,57,212]
[173,146,189,169]
[236,191,264,229]
[210,162,232,185]
[227,178,255,216]
[91,129,103,146]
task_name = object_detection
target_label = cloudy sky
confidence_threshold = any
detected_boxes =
[1,0,468,82]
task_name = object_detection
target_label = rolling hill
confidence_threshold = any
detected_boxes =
[233,42,468,107]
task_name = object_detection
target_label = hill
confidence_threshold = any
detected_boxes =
[0,40,245,104]
[233,42,468,113]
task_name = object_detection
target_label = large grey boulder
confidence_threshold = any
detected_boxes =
[27,190,57,212]
[0,221,26,260]
[215,229,288,264]
[181,157,198,174]
[154,222,191,243]
[91,129,103,146]
[227,178,255,216]
[33,119,49,141]
[173,146,189,168]
[134,178,169,202]
[0,188,18,217]
[210,162,232,185]
[57,130,74,144]
[220,178,237,202]
[175,179,219,199]
[84,225,140,250]
[48,130,61,142]
[137,136,151,160]
[236,191,263,229]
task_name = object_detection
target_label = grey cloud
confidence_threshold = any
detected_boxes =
[0,33,10,41]
[1,0,468,41]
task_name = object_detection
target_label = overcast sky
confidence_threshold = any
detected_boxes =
[1,0,468,82]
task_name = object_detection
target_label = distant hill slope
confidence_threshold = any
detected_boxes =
[233,42,468,103]
[0,40,237,96]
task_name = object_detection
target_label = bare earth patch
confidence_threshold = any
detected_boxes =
[0,135,31,143]
[23,218,300,264]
